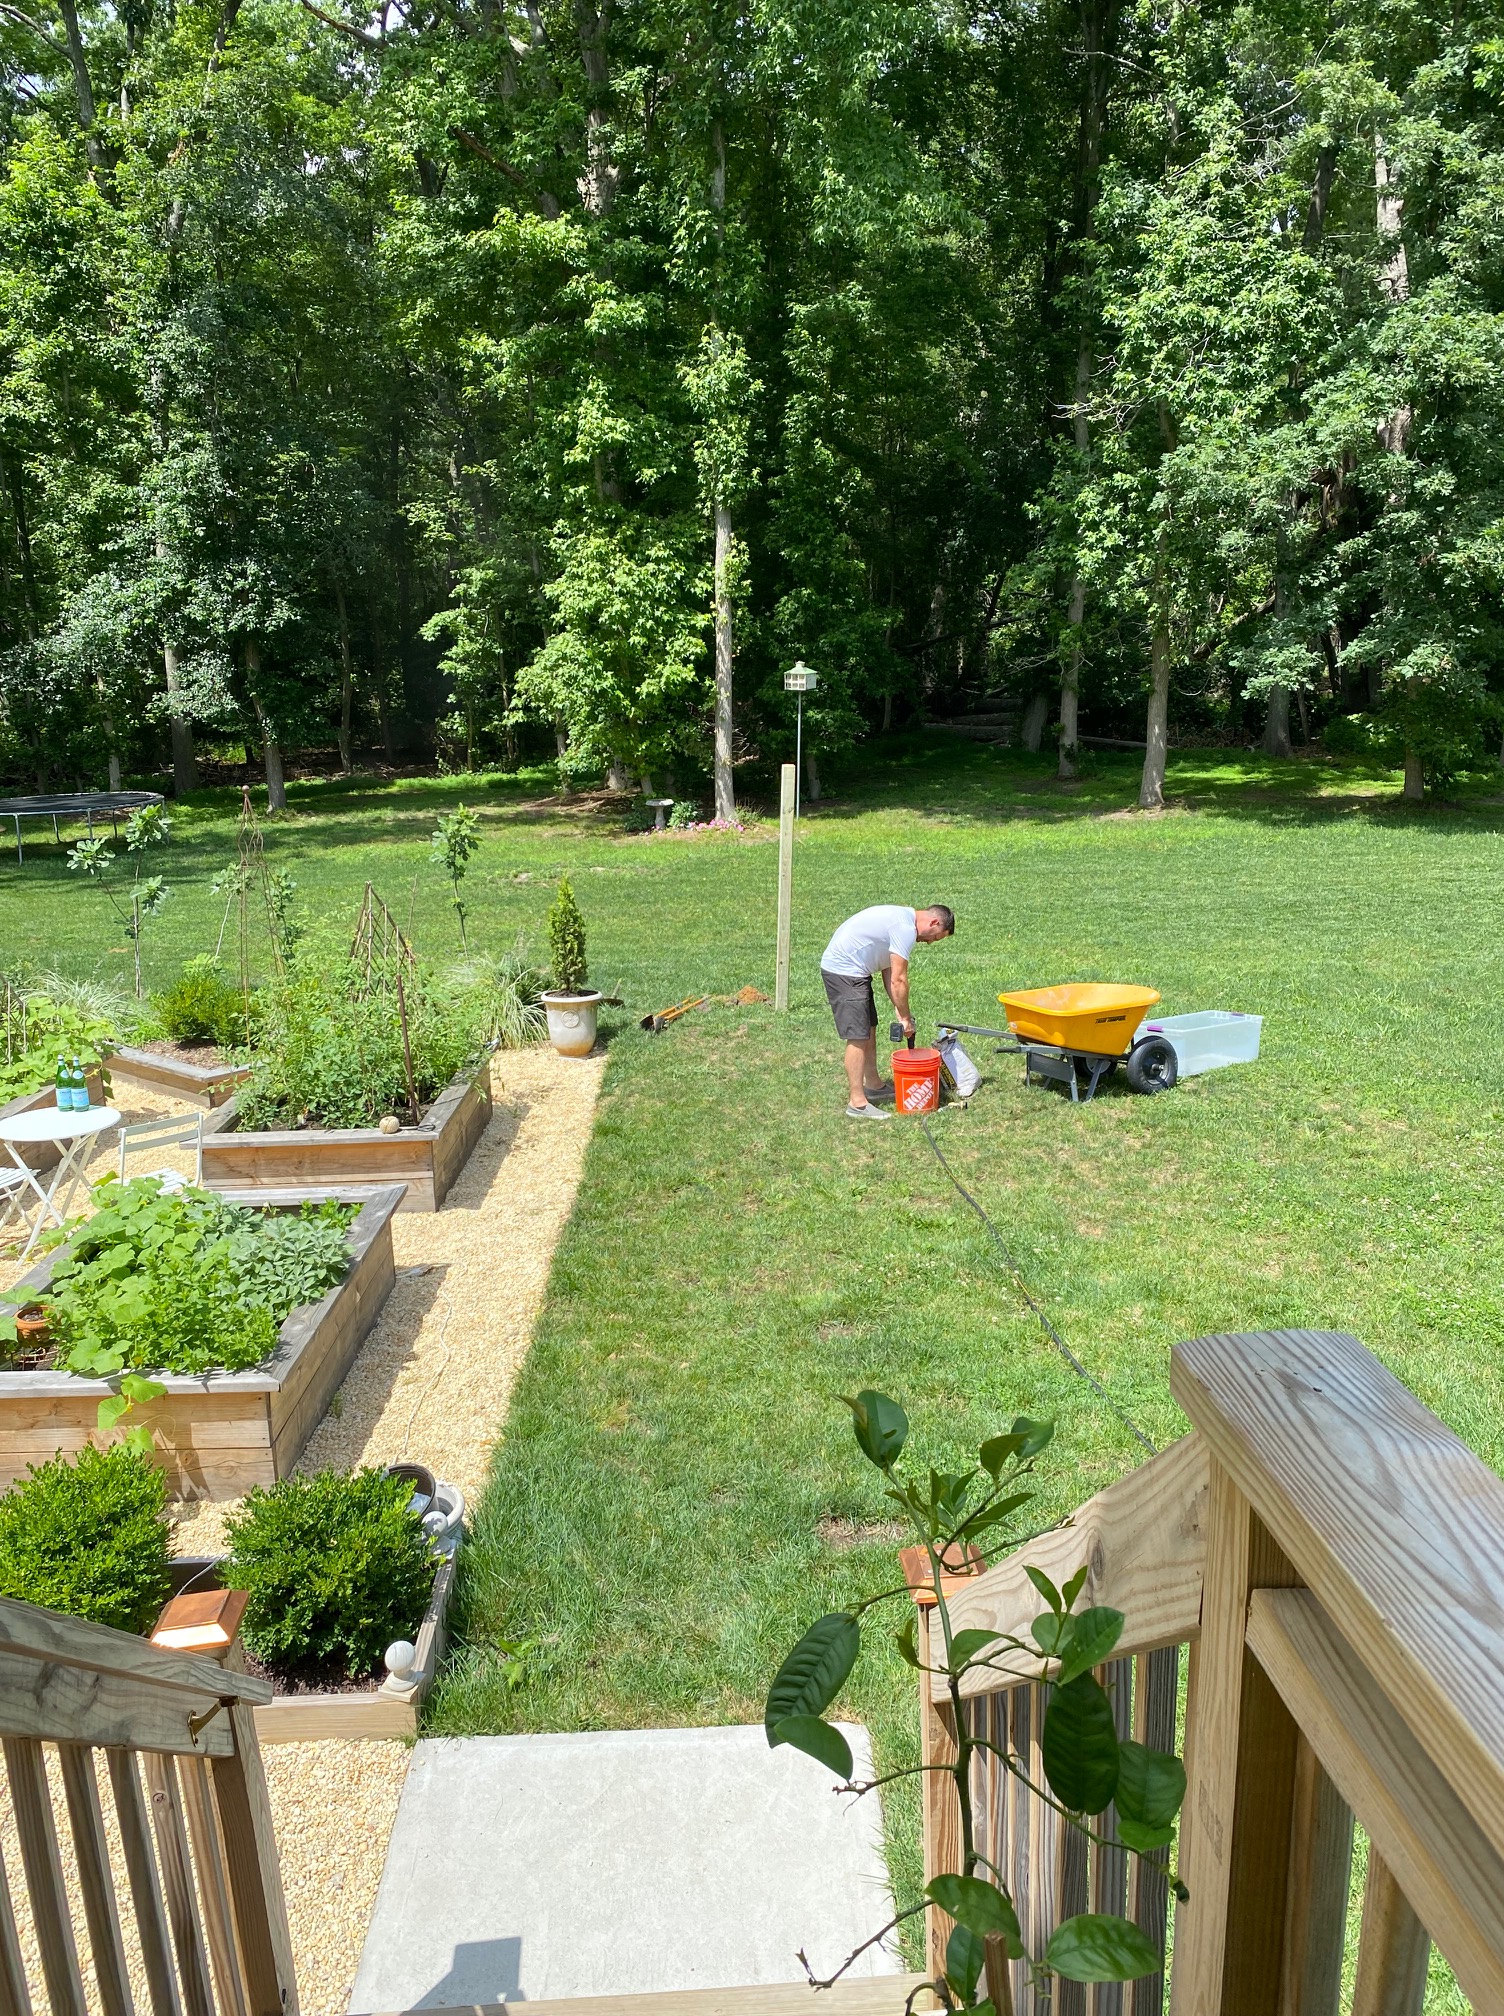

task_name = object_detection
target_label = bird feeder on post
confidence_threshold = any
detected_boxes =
[784,663,818,818]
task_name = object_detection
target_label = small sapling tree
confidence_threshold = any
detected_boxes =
[767,1392,1186,2008]
[547,875,588,994]
[68,805,173,997]
[431,805,482,948]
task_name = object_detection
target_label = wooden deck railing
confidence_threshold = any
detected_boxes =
[0,1593,296,2016]
[919,1327,1504,2014]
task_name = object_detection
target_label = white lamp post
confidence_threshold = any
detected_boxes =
[784,662,818,818]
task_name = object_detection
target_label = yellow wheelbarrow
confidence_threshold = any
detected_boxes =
[996,983,1176,1102]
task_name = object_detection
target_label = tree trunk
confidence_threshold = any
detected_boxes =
[1021,691,1049,753]
[1060,575,1085,779]
[55,0,110,176]
[96,676,122,790]
[804,749,821,804]
[246,643,287,812]
[162,640,199,795]
[334,580,354,772]
[1139,624,1171,809]
[1403,748,1424,800]
[1263,685,1292,758]
[555,722,569,760]
[713,500,735,821]
[607,757,630,791]
[1058,0,1111,777]
[0,443,39,634]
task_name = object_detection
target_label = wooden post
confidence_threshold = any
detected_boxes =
[918,1609,962,1980]
[1278,1736,1353,2016]
[1170,1460,1302,2016]
[58,1745,133,2016]
[210,1705,299,2016]
[4,1738,85,2016]
[1351,1853,1429,2016]
[774,763,794,1012]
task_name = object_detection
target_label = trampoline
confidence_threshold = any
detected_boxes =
[0,791,166,863]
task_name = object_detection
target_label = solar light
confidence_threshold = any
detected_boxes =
[783,663,818,815]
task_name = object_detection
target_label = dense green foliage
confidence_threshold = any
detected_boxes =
[546,876,588,994]
[23,1181,356,1377]
[0,0,1498,808]
[155,954,249,1046]
[463,948,548,1048]
[0,1445,171,1634]
[225,1467,436,1676]
[0,978,126,1104]
[234,965,475,1127]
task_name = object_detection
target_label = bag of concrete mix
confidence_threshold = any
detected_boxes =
[936,1033,981,1098]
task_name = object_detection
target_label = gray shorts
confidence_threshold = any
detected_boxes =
[822,968,877,1042]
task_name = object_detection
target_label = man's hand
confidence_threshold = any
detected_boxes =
[885,955,914,1039]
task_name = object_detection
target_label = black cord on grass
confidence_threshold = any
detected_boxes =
[917,1112,1158,1457]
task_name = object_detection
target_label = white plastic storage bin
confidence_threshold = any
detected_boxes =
[1134,1010,1262,1076]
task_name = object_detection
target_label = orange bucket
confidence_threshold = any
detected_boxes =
[892,1047,942,1114]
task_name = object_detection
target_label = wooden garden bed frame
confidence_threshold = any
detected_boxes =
[199,1058,492,1212]
[0,1184,402,1499]
[105,1044,252,1109]
[252,1545,460,1744]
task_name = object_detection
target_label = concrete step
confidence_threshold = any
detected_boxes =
[350,1727,901,2012]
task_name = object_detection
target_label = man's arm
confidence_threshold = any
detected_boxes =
[883,955,914,1036]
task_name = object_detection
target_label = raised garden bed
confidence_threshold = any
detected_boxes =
[0,1184,402,1499]
[200,1057,492,1212]
[252,1545,458,1743]
[105,1043,251,1110]
[166,1520,460,1743]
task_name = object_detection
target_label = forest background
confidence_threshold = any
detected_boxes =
[0,0,1500,814]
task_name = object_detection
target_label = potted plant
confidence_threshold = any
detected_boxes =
[540,876,602,1057]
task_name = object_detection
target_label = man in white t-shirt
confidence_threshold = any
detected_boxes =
[819,903,955,1119]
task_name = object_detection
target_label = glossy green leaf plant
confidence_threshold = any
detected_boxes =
[766,1393,1187,2008]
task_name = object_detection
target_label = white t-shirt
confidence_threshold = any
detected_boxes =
[821,905,918,980]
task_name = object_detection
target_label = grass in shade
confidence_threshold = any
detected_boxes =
[3,735,1496,2004]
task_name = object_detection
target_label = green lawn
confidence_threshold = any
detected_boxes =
[4,737,1497,2003]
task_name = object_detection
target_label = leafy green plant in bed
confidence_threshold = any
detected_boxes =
[0,1183,357,1393]
[0,980,127,1106]
[155,955,253,1048]
[0,1444,171,1634]
[235,964,475,1129]
[225,1467,436,1679]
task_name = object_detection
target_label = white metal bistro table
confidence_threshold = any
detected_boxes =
[0,1104,120,1258]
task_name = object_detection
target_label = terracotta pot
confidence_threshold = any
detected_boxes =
[13,1306,48,1348]
[541,991,602,1058]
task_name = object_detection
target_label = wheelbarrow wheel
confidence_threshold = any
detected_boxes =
[1126,1036,1178,1095]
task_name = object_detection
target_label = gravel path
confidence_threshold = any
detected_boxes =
[0,1045,606,2015]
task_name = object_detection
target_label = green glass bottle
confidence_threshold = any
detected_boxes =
[54,1054,68,1110]
[71,1057,88,1110]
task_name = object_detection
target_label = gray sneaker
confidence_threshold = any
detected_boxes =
[865,1081,895,1104]
[846,1101,891,1121]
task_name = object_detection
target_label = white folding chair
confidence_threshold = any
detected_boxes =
[0,1163,31,1238]
[116,1112,204,1192]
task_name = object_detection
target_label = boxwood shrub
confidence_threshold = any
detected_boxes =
[0,1444,171,1634]
[225,1467,435,1679]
